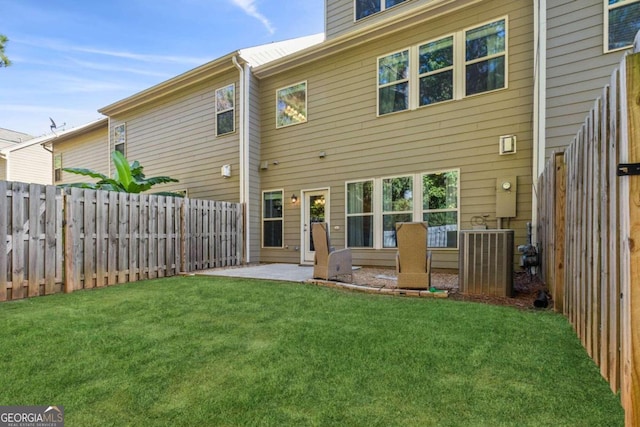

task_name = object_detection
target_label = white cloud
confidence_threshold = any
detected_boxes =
[230,0,276,34]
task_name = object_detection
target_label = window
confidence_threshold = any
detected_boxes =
[464,19,506,96]
[419,36,454,106]
[377,18,507,116]
[606,0,640,51]
[382,176,413,247]
[378,50,410,115]
[345,170,459,249]
[355,0,408,21]
[262,190,283,247]
[215,84,235,136]
[54,154,62,182]
[276,81,307,128]
[114,123,126,155]
[422,171,459,248]
[347,180,374,247]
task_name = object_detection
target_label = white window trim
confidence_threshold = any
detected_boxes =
[53,153,62,183]
[345,170,460,250]
[604,0,640,53]
[262,189,284,249]
[215,83,235,137]
[275,80,308,129]
[113,123,126,156]
[353,0,410,22]
[376,16,508,117]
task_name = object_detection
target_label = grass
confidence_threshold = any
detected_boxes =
[0,276,623,426]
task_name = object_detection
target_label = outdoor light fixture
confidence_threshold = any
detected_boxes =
[291,194,298,203]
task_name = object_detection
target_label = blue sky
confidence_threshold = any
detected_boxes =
[0,0,324,137]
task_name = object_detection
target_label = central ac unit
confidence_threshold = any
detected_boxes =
[459,230,514,297]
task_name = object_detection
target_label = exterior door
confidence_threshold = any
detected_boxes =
[302,189,329,263]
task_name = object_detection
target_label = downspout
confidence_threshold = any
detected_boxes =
[532,0,547,245]
[232,55,251,263]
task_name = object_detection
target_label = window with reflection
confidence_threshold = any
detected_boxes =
[606,0,640,51]
[347,180,374,248]
[465,19,506,96]
[355,0,407,21]
[422,171,459,248]
[263,190,283,247]
[378,50,410,115]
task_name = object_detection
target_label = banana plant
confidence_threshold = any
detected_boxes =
[60,151,181,196]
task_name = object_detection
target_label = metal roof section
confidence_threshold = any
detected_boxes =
[0,128,34,147]
[99,34,324,116]
[253,0,482,78]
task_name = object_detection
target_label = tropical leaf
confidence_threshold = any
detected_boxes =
[62,167,110,181]
[111,151,134,191]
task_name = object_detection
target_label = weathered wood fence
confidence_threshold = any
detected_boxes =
[1,182,244,301]
[536,49,640,425]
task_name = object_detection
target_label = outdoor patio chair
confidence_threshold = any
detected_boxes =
[312,222,353,282]
[395,222,432,289]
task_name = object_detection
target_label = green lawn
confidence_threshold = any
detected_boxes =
[0,276,623,426]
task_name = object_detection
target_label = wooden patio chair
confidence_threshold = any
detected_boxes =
[395,222,432,289]
[312,222,353,282]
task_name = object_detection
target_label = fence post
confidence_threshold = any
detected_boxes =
[621,51,640,427]
[554,152,566,313]
[0,181,7,301]
[64,188,80,293]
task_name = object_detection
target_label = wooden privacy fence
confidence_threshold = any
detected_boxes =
[536,49,640,425]
[1,182,244,301]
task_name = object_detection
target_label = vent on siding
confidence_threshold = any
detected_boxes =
[459,230,514,297]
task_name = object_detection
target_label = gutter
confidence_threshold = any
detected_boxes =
[531,0,547,245]
[232,55,251,263]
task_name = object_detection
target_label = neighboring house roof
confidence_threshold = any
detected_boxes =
[1,117,108,155]
[0,128,34,152]
[253,0,481,78]
[99,33,325,116]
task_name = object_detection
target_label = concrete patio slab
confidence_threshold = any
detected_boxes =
[194,263,314,282]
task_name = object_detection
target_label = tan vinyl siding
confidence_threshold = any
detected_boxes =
[109,70,241,202]
[545,0,634,156]
[248,73,262,262]
[0,159,6,180]
[260,0,534,269]
[8,144,52,185]
[53,126,109,184]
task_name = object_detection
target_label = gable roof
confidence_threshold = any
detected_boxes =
[0,128,34,148]
[98,34,324,116]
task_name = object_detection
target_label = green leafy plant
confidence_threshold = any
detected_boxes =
[61,151,181,196]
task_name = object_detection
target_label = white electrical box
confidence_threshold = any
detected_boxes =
[221,164,231,178]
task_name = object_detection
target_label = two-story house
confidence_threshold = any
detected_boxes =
[49,0,640,270]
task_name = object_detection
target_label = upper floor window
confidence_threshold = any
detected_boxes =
[606,0,640,52]
[355,0,408,21]
[114,123,126,155]
[54,154,62,182]
[215,84,235,136]
[377,18,507,116]
[276,81,307,128]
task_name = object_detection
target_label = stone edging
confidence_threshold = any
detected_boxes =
[305,279,449,298]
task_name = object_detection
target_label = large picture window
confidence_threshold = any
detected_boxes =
[215,84,235,136]
[345,170,460,249]
[347,180,374,248]
[606,0,640,51]
[377,18,507,116]
[355,0,408,21]
[263,190,283,248]
[276,81,307,128]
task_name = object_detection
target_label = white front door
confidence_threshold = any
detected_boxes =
[302,189,329,264]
